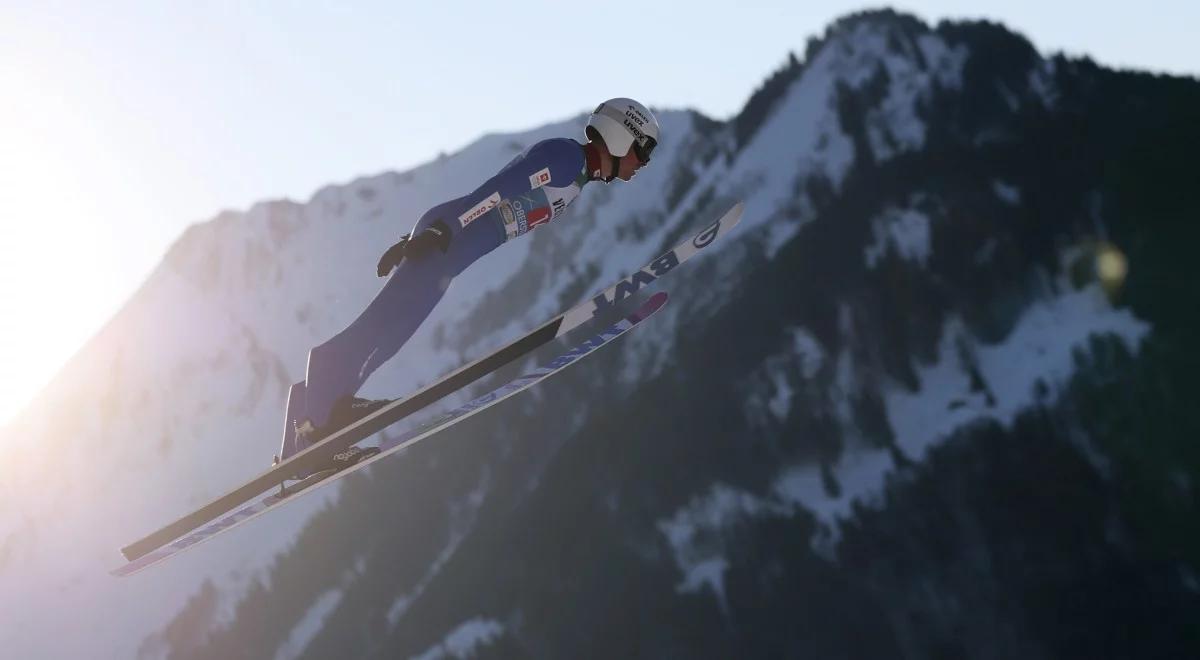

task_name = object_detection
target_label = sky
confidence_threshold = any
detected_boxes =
[0,1,1197,428]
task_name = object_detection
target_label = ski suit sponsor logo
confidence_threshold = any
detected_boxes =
[527,206,551,229]
[458,192,501,228]
[514,193,553,231]
[546,325,623,369]
[500,193,543,239]
[501,189,562,239]
[542,184,579,219]
[498,199,528,239]
[512,199,529,234]
[693,219,721,249]
[497,185,581,241]
[468,391,501,409]
[529,167,551,189]
[588,251,680,314]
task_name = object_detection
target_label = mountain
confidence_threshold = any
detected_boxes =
[3,9,1199,658]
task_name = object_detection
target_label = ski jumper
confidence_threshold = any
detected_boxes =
[280,138,591,459]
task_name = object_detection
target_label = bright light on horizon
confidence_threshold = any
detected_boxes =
[0,50,146,427]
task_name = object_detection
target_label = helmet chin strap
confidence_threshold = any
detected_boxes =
[583,141,621,183]
[605,153,621,183]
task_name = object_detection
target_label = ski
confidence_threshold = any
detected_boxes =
[112,291,669,576]
[119,201,742,563]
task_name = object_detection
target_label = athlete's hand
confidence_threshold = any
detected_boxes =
[406,222,450,257]
[376,221,452,277]
[376,234,411,277]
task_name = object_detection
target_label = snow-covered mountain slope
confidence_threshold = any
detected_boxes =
[4,9,1199,659]
[0,104,734,657]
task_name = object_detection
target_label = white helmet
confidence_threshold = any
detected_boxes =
[586,98,660,162]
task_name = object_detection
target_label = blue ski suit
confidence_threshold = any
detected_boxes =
[280,138,592,459]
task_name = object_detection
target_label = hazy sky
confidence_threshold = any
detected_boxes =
[1,1,1196,427]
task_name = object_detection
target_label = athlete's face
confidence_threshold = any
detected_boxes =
[615,148,648,182]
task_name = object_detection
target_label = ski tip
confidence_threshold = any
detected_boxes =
[723,201,745,226]
[630,291,669,322]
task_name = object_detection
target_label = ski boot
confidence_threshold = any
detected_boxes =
[275,444,382,497]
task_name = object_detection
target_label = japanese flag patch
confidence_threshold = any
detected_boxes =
[529,167,551,190]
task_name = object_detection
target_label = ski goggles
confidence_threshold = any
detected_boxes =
[632,135,658,163]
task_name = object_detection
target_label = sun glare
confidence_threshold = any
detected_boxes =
[0,56,132,428]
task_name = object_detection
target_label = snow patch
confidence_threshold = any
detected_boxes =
[677,558,731,601]
[275,588,344,660]
[791,328,825,379]
[774,450,892,529]
[766,369,795,421]
[917,34,969,89]
[832,26,967,162]
[1029,58,1060,109]
[762,215,804,260]
[996,81,1021,111]
[864,205,932,268]
[411,618,505,660]
[717,23,965,260]
[743,327,826,426]
[657,484,780,611]
[886,283,1149,461]
[762,192,817,260]
[725,39,855,237]
[992,179,1021,206]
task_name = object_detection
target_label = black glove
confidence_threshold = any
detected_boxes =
[376,221,452,277]
[376,235,410,277]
